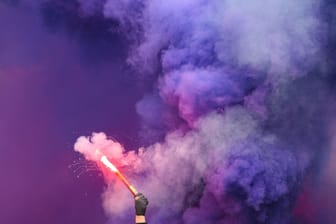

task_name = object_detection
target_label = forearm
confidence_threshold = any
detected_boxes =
[135,215,146,224]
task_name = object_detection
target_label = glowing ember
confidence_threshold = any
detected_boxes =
[101,155,118,172]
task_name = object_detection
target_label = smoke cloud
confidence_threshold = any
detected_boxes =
[72,0,334,223]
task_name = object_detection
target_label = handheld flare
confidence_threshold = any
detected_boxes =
[100,155,138,196]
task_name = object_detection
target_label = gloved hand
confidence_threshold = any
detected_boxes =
[135,193,149,216]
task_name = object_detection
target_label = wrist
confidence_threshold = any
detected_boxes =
[135,215,146,223]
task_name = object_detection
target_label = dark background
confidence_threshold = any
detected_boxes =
[0,2,147,223]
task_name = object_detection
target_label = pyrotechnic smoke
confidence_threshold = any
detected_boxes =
[73,0,333,223]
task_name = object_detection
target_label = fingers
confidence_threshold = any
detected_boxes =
[144,197,149,205]
[135,193,149,205]
[135,193,144,200]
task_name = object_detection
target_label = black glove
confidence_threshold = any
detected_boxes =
[135,193,149,216]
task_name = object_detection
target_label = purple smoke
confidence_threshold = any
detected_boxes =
[1,0,334,223]
[71,1,335,224]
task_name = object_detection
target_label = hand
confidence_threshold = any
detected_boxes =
[134,193,149,216]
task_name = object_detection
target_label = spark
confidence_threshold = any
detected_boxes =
[69,158,101,178]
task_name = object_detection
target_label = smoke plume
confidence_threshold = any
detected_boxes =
[73,0,334,223]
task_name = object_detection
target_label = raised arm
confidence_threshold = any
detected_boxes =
[135,193,149,224]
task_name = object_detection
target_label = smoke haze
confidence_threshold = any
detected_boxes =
[0,0,335,224]
[74,0,335,223]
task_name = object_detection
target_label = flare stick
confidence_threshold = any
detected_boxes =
[100,155,138,196]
